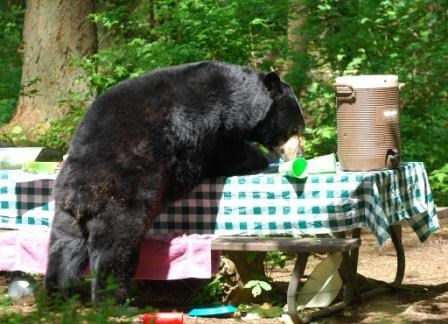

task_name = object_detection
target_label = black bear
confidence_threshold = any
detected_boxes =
[45,61,305,302]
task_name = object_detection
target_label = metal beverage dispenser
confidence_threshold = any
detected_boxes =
[333,75,404,171]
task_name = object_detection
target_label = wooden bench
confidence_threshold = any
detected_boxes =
[211,236,361,324]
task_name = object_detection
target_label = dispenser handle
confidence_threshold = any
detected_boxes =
[332,83,356,101]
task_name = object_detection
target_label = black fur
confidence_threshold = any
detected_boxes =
[45,61,304,302]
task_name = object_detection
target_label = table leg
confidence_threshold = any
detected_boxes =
[390,224,405,285]
[349,225,404,286]
[332,230,360,303]
[304,251,359,323]
[351,225,406,303]
[286,245,361,323]
[335,229,361,290]
[350,228,361,275]
[341,251,357,304]
[287,252,309,324]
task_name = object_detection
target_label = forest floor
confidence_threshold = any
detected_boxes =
[182,215,448,323]
[1,216,447,323]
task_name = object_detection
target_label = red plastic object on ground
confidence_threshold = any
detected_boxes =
[141,312,184,324]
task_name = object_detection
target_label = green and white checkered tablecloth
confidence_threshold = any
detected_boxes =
[0,171,56,228]
[0,162,439,245]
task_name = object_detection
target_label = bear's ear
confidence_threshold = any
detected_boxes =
[263,72,282,95]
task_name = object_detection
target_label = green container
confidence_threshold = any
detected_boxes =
[22,162,59,174]
[279,153,336,178]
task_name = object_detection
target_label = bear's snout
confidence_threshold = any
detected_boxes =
[276,135,304,161]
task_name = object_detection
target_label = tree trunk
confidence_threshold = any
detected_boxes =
[4,0,97,140]
[218,252,268,304]
[282,0,306,77]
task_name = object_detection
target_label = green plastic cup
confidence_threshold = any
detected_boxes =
[279,153,336,178]
[278,158,308,178]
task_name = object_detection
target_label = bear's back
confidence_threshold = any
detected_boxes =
[71,62,266,155]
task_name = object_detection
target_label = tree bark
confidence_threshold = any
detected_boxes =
[219,252,268,304]
[4,0,97,139]
[282,0,306,76]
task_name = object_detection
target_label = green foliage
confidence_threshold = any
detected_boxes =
[39,0,289,151]
[37,92,88,151]
[238,303,283,318]
[266,251,287,271]
[0,293,14,308]
[0,1,25,126]
[81,0,289,95]
[429,164,448,205]
[0,126,27,145]
[265,250,296,277]
[303,126,337,158]
[0,280,147,323]
[193,274,225,304]
[287,0,448,202]
[244,279,272,298]
[194,250,290,303]
[1,0,446,204]
[0,99,16,126]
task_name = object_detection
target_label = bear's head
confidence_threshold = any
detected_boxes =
[250,72,305,155]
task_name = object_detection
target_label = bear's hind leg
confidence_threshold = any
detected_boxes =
[87,201,149,304]
[45,207,89,299]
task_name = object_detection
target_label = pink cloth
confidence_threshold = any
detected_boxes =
[0,230,219,280]
[136,234,220,280]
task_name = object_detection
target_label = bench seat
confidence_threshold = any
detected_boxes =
[212,236,360,253]
[211,236,361,323]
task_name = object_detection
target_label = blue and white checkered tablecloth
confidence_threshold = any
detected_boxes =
[0,162,439,245]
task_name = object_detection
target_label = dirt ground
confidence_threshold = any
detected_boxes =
[1,216,447,323]
[181,216,448,323]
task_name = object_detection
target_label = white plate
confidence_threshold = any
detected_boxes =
[0,147,43,169]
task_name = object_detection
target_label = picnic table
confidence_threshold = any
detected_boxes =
[0,162,440,322]
[0,162,438,241]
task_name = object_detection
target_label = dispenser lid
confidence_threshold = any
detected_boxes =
[335,75,398,89]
